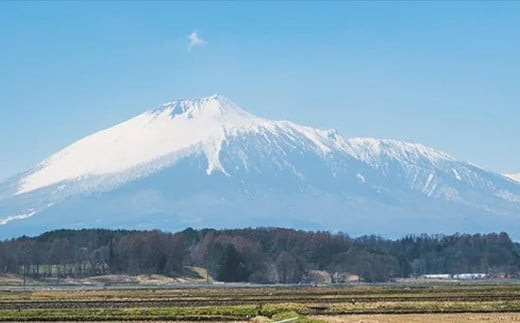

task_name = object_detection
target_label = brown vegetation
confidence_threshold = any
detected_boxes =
[1,228,518,284]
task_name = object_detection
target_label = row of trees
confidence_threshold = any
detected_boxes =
[0,228,518,282]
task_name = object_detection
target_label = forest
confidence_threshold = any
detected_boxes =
[0,228,519,283]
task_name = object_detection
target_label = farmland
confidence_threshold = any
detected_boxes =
[1,283,520,321]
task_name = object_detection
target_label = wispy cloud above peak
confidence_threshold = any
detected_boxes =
[187,31,205,51]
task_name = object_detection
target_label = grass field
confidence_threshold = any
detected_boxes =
[0,283,519,321]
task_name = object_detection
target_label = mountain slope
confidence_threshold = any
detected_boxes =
[1,95,519,238]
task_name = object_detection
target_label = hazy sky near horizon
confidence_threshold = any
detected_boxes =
[0,1,519,181]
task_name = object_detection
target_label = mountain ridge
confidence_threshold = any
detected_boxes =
[505,173,520,183]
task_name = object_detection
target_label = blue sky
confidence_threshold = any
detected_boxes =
[1,1,519,181]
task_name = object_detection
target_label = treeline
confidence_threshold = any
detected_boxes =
[0,228,519,282]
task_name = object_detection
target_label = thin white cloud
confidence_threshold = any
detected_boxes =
[187,31,205,51]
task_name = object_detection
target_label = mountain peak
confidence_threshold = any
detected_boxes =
[13,95,261,195]
[155,94,252,120]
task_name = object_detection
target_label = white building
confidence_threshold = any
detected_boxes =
[453,273,488,279]
[421,274,451,279]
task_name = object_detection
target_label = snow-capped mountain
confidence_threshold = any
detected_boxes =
[1,95,519,239]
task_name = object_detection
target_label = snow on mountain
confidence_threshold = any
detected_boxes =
[15,95,337,196]
[1,95,519,238]
[505,173,520,183]
[17,95,256,194]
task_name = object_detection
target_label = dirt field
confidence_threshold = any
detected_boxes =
[1,283,519,321]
